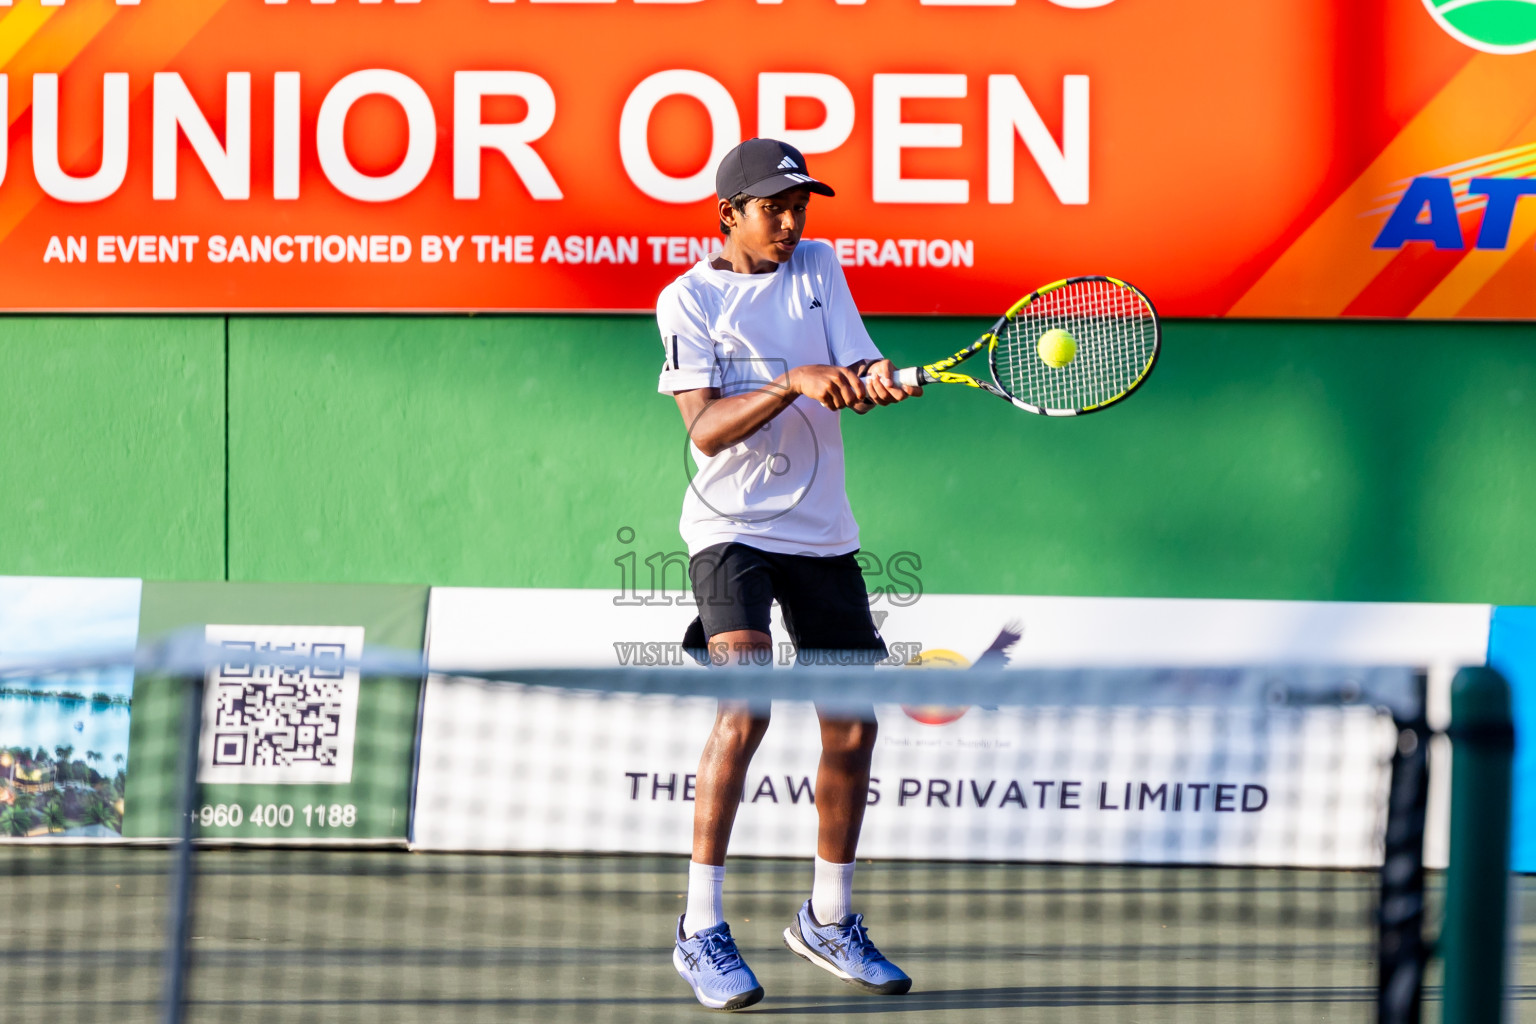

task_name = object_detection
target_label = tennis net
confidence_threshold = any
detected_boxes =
[0,654,1452,1023]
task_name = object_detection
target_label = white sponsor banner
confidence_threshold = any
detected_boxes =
[416,676,1398,866]
[414,588,1491,866]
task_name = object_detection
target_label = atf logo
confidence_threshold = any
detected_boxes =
[1372,142,1536,250]
[1422,0,1536,55]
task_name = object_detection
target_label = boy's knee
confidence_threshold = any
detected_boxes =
[712,708,770,753]
[822,718,877,756]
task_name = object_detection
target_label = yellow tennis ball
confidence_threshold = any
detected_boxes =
[1037,328,1076,368]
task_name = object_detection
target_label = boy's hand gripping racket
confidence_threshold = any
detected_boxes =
[870,276,1160,416]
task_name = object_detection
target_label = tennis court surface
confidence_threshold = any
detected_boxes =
[8,848,1528,1023]
[0,663,1521,1022]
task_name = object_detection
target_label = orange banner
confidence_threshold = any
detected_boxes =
[0,0,1529,316]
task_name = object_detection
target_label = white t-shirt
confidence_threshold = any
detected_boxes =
[656,239,883,557]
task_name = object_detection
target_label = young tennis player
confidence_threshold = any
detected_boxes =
[656,137,920,1011]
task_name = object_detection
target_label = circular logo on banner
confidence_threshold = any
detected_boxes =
[901,649,972,726]
[1422,0,1536,54]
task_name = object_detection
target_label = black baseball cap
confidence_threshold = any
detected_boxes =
[715,138,835,200]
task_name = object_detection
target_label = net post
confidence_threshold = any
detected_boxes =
[159,670,205,1024]
[1441,666,1515,1024]
[1378,672,1431,1024]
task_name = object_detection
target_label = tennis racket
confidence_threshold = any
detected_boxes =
[868,276,1159,416]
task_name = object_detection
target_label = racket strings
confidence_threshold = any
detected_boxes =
[995,279,1157,413]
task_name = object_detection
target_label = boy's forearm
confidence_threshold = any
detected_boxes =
[686,377,798,456]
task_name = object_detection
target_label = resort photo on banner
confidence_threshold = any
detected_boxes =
[0,576,142,839]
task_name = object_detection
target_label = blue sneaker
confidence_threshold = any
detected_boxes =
[782,899,912,995]
[673,916,765,1011]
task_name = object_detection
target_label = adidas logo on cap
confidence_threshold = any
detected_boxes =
[776,156,798,170]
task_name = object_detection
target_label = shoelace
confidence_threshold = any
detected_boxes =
[700,931,746,973]
[841,915,887,964]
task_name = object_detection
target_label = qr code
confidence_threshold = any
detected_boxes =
[198,625,364,785]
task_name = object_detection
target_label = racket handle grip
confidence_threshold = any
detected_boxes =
[859,366,924,388]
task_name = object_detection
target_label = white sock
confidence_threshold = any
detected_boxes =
[683,861,727,938]
[811,856,855,925]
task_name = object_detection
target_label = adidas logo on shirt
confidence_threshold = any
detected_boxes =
[777,156,798,170]
[808,297,822,309]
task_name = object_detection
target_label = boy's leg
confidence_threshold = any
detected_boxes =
[680,544,776,944]
[773,551,888,877]
[774,553,910,994]
[783,700,908,994]
[673,624,774,1012]
[811,708,877,922]
[684,543,777,878]
[690,632,773,867]
[784,704,908,994]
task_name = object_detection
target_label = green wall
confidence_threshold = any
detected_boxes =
[0,317,224,579]
[5,315,1535,603]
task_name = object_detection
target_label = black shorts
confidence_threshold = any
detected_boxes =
[684,542,887,663]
